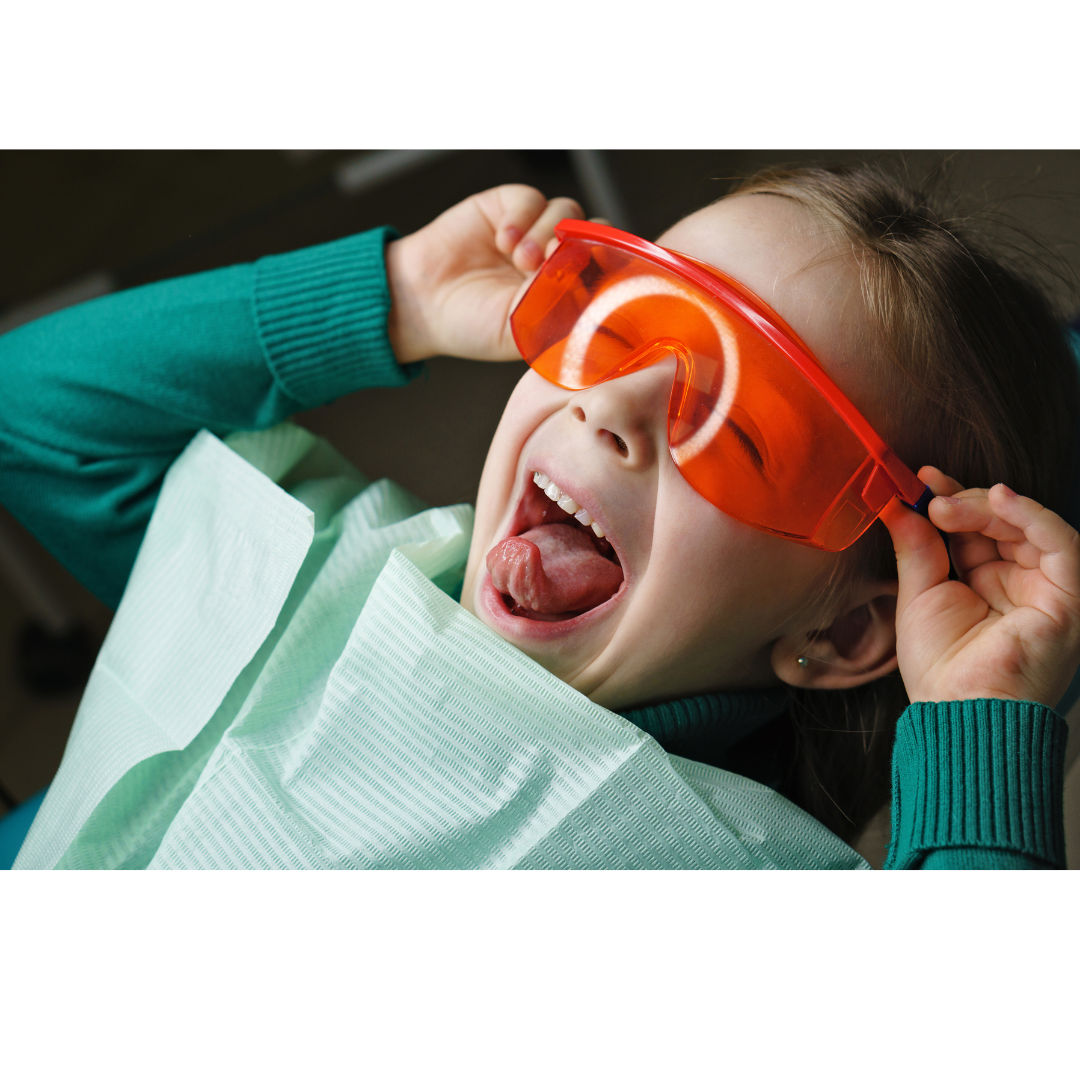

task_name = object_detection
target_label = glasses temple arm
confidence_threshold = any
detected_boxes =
[905,485,934,518]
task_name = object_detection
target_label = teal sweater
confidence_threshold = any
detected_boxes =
[0,228,1067,870]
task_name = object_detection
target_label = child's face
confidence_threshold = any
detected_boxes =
[462,193,883,711]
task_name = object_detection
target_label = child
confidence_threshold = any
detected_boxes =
[459,166,1080,865]
[3,164,1078,869]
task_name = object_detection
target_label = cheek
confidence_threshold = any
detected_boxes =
[473,372,568,533]
[647,512,762,637]
[464,372,570,608]
[645,483,831,647]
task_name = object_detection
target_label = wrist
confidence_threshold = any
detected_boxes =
[385,234,434,365]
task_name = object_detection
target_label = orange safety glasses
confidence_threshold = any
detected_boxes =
[510,220,931,552]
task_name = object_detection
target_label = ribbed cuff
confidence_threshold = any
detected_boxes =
[886,699,1067,869]
[253,226,422,408]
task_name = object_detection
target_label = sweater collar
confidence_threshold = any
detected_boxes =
[618,686,789,760]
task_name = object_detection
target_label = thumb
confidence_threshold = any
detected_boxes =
[879,496,952,611]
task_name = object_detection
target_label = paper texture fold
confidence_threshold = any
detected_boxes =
[16,423,865,870]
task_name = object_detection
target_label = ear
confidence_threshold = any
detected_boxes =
[772,581,899,691]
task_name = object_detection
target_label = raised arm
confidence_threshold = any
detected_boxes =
[880,469,1080,868]
[0,226,410,606]
[0,186,582,607]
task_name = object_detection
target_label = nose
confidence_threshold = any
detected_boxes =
[568,356,676,469]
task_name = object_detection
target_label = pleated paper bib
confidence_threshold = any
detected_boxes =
[15,424,865,870]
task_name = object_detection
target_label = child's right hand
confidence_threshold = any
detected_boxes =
[880,466,1080,709]
[385,185,585,364]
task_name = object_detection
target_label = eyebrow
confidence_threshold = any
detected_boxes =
[726,417,765,474]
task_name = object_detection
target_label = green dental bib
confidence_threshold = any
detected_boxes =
[15,424,865,870]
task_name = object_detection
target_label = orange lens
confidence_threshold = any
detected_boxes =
[511,235,902,551]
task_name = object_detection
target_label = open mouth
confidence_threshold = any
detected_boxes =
[485,471,624,622]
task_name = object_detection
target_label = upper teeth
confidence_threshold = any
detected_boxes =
[533,471,605,537]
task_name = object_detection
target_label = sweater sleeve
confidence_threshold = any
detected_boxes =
[885,699,1068,870]
[0,226,417,608]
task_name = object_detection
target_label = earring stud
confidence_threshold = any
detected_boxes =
[797,656,810,668]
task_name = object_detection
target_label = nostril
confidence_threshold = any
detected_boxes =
[571,406,586,422]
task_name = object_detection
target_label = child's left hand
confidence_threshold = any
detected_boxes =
[385,185,586,364]
[880,466,1080,708]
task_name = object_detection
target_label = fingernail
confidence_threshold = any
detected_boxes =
[503,225,522,247]
[996,483,1018,497]
[935,495,961,505]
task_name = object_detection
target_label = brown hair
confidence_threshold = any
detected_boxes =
[718,161,1080,844]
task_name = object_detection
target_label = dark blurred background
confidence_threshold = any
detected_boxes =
[2,149,1079,853]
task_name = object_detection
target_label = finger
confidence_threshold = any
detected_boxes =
[544,216,609,261]
[930,489,1064,580]
[917,464,965,498]
[488,185,550,258]
[920,468,980,578]
[879,496,951,613]
[987,484,1080,598]
[927,489,1016,574]
[512,196,584,273]
[963,559,1015,614]
[929,489,1029,546]
[949,529,1014,575]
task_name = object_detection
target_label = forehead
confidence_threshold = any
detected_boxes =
[656,194,867,387]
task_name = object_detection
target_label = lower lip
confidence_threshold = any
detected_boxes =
[478,573,626,642]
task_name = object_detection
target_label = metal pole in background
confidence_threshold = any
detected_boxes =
[334,149,453,197]
[569,150,634,233]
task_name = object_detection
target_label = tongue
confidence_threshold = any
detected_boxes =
[486,523,623,616]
